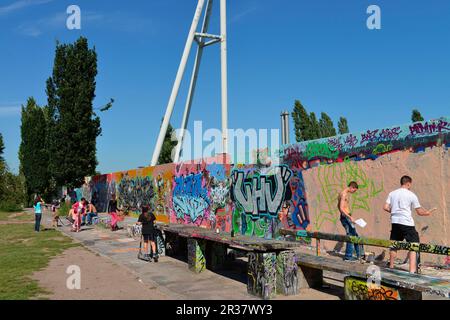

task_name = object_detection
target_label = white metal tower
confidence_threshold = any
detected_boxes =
[150,0,228,166]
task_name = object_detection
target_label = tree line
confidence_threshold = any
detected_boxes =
[291,100,349,142]
[291,99,426,143]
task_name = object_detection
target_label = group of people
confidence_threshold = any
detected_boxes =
[69,198,98,232]
[338,175,436,273]
[32,174,435,272]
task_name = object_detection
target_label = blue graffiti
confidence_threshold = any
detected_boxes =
[173,173,210,223]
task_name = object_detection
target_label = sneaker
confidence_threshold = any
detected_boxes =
[344,257,358,262]
[153,254,159,263]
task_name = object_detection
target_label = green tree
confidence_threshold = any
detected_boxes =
[411,109,424,122]
[46,37,101,189]
[338,117,349,134]
[319,112,337,138]
[158,122,178,165]
[19,97,52,203]
[0,133,4,164]
[292,100,311,142]
[309,112,321,140]
[0,133,25,211]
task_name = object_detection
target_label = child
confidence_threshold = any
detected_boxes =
[51,199,60,228]
[72,198,86,232]
[137,205,158,262]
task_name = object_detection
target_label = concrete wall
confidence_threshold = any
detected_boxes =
[73,117,450,264]
[303,146,449,264]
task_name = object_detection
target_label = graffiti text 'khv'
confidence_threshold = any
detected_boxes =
[232,166,292,220]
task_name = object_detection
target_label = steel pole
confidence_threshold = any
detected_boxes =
[174,0,213,163]
[151,0,206,166]
[220,0,228,155]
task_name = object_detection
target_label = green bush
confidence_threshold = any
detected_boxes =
[0,200,23,212]
[58,201,71,217]
[0,171,26,212]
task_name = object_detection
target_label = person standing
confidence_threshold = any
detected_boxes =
[137,205,158,262]
[338,181,363,262]
[108,194,120,231]
[33,196,45,232]
[72,198,87,232]
[383,175,436,273]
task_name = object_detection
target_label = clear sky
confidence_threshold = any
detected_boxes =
[1,0,449,174]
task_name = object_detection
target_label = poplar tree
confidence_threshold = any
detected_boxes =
[411,109,424,122]
[19,97,51,202]
[292,100,311,142]
[46,37,101,188]
[319,112,337,138]
[338,117,350,134]
[309,112,321,140]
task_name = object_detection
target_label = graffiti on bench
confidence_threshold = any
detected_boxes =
[345,277,400,300]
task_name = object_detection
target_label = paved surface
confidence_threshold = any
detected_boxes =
[39,211,447,300]
[32,247,171,300]
[39,211,343,300]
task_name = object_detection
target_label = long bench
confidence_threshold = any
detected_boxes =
[128,222,303,299]
[296,252,450,299]
[280,229,450,300]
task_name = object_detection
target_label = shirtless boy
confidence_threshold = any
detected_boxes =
[338,181,362,261]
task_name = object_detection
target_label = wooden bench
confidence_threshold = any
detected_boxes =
[278,229,450,300]
[154,223,302,300]
[296,252,450,300]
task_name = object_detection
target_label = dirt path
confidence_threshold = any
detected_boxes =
[32,247,171,300]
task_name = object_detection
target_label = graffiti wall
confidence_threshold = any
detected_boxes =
[75,117,449,262]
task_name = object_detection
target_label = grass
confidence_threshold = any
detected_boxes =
[0,211,79,299]
[0,210,35,222]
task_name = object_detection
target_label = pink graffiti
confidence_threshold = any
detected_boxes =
[361,129,379,143]
[380,127,402,140]
[409,120,450,136]
[344,134,359,148]
[327,137,343,151]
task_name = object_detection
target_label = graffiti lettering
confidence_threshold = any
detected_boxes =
[409,120,450,136]
[304,142,339,160]
[361,129,379,143]
[232,166,292,219]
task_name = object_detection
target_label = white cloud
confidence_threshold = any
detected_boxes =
[16,10,154,37]
[0,105,21,117]
[0,0,53,16]
[229,6,258,24]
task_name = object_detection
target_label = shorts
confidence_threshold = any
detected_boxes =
[390,223,419,243]
[142,233,155,242]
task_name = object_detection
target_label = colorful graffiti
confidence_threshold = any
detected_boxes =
[312,157,384,230]
[276,251,298,296]
[188,238,206,273]
[231,166,292,219]
[117,175,154,211]
[345,277,400,300]
[173,172,210,224]
[74,117,448,242]
[247,252,277,300]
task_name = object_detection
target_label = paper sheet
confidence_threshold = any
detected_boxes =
[355,218,367,228]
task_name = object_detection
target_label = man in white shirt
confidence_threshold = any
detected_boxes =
[383,175,436,273]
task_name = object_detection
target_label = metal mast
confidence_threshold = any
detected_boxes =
[151,0,228,166]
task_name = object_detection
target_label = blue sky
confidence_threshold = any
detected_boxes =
[0,0,449,174]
